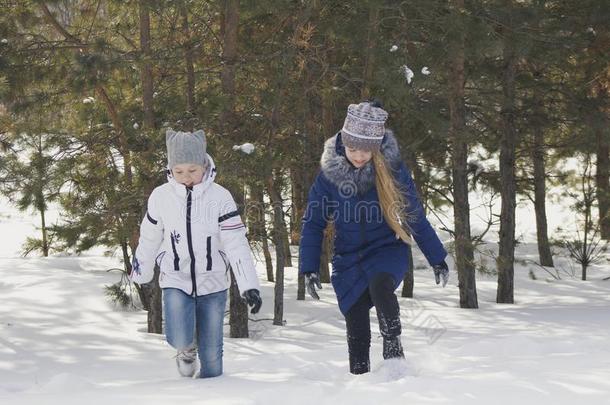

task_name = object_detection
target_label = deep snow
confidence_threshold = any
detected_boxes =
[1,182,610,404]
[1,243,609,404]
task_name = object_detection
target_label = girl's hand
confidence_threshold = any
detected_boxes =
[243,289,263,314]
[304,273,322,300]
[433,260,450,287]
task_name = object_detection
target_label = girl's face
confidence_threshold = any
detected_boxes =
[172,163,206,187]
[345,147,373,168]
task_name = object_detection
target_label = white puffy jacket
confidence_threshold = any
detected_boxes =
[130,155,260,296]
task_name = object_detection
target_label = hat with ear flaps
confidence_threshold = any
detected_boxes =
[166,129,207,169]
[341,100,388,152]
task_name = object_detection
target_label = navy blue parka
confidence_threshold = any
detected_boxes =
[299,131,447,315]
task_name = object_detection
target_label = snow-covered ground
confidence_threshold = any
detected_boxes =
[1,241,609,404]
[1,185,610,404]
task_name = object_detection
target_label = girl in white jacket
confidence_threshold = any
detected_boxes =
[131,129,262,378]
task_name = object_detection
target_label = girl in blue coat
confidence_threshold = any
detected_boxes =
[299,101,450,374]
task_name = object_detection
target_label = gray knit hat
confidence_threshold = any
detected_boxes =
[166,129,207,168]
[341,102,388,151]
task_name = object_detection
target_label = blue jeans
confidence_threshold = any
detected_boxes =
[163,288,228,378]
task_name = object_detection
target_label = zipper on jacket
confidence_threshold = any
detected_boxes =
[186,187,197,296]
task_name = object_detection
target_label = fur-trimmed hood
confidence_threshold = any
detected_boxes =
[320,130,403,195]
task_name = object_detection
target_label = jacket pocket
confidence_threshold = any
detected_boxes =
[199,233,222,273]
[205,235,213,271]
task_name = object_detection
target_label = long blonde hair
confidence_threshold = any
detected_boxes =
[372,151,413,245]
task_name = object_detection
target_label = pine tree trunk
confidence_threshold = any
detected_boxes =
[34,137,49,258]
[319,225,333,283]
[273,234,286,326]
[225,181,249,338]
[582,184,593,282]
[229,269,249,337]
[179,1,196,117]
[532,129,554,267]
[403,152,423,299]
[290,165,305,245]
[297,273,305,300]
[139,0,162,333]
[220,0,249,337]
[147,267,163,334]
[361,3,379,99]
[39,203,49,257]
[283,227,293,268]
[448,0,477,308]
[267,175,285,326]
[262,234,274,282]
[401,245,414,298]
[139,0,154,130]
[497,17,517,304]
[220,0,239,133]
[281,173,293,267]
[251,186,274,282]
[268,171,292,268]
[596,128,610,239]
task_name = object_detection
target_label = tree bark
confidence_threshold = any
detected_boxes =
[250,185,274,282]
[226,182,249,338]
[448,0,477,308]
[283,224,293,268]
[40,205,49,257]
[497,15,517,304]
[297,273,305,300]
[35,137,49,257]
[179,1,196,118]
[267,174,285,326]
[229,269,249,337]
[266,170,292,267]
[139,0,154,131]
[361,3,379,99]
[225,181,249,338]
[596,128,610,239]
[220,0,239,135]
[220,0,250,337]
[147,266,162,334]
[290,165,305,245]
[319,225,333,283]
[138,0,162,333]
[532,128,554,266]
[262,232,274,282]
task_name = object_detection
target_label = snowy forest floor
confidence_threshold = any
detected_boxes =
[1,245,609,405]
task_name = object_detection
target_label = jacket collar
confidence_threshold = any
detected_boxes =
[320,130,402,195]
[168,154,217,199]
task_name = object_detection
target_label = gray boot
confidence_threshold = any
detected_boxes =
[176,345,198,377]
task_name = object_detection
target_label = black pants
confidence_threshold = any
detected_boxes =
[344,272,403,374]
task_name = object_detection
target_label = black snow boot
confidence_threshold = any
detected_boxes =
[369,272,405,360]
[348,340,371,374]
[345,289,374,375]
[382,336,405,360]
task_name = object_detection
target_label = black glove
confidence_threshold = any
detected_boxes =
[304,273,322,300]
[243,289,262,314]
[433,260,450,287]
